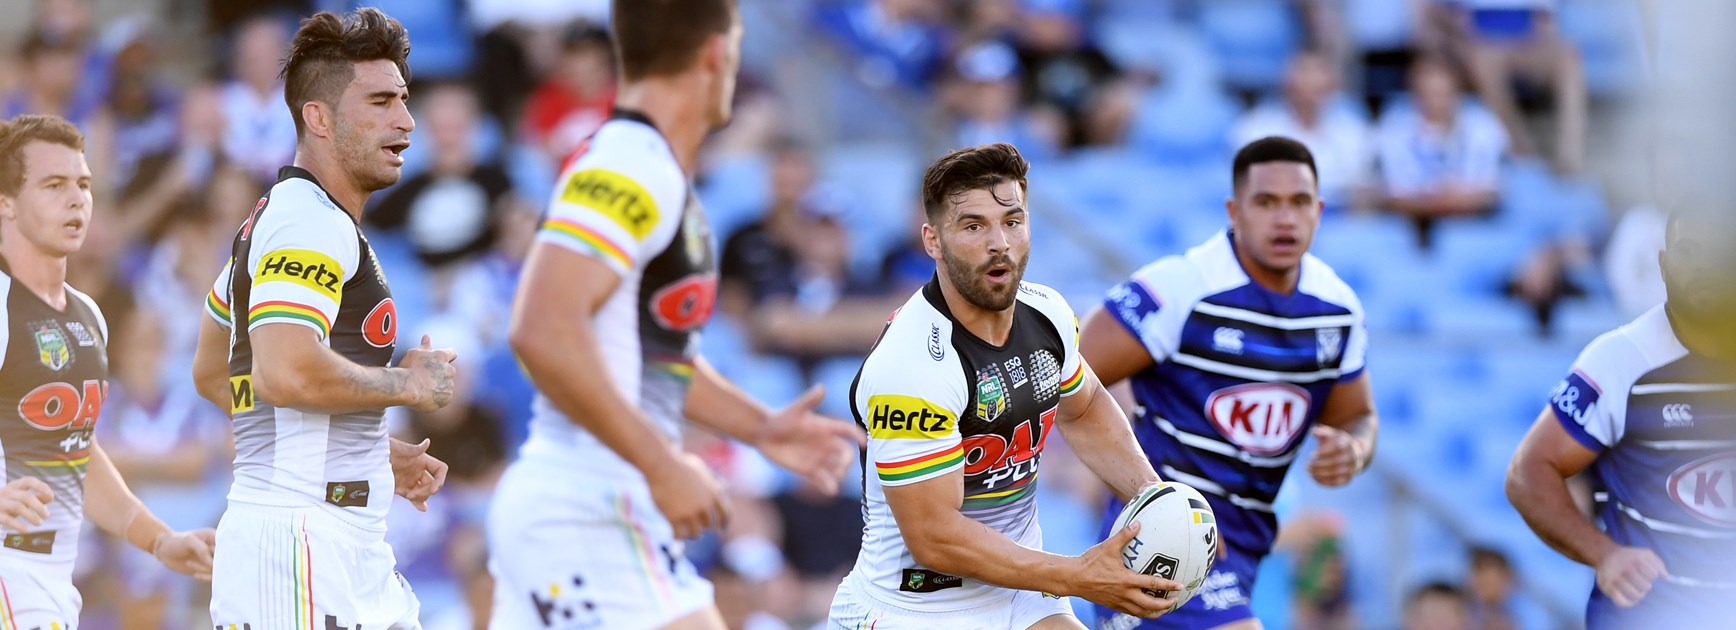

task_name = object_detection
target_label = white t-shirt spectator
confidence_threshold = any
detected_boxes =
[1375,98,1508,197]
[219,81,298,184]
[1603,205,1667,319]
[1232,100,1372,207]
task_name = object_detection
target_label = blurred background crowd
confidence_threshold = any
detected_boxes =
[0,0,1696,628]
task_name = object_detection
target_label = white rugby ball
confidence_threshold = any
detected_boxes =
[1111,481,1220,606]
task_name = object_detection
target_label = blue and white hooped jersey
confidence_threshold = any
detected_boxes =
[1549,305,1736,627]
[1101,231,1367,557]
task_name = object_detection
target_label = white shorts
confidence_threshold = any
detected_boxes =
[0,552,80,629]
[209,504,421,630]
[828,573,1074,630]
[486,458,714,630]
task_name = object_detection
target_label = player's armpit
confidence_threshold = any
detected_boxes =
[1078,306,1155,387]
[1055,362,1160,502]
[1507,406,1614,567]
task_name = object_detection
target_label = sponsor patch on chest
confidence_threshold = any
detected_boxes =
[1205,383,1312,455]
[1668,452,1736,526]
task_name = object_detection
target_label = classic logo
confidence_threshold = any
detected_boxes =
[977,365,1008,422]
[256,248,345,301]
[1212,327,1244,355]
[3,531,54,554]
[34,322,70,371]
[63,321,96,346]
[1316,327,1344,366]
[1205,383,1312,456]
[560,168,659,240]
[325,480,370,508]
[1667,453,1736,526]
[866,394,956,439]
[928,324,945,361]
[899,568,962,593]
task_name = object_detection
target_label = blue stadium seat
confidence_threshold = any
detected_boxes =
[696,153,771,241]
[1558,0,1647,96]
[1127,84,1241,166]
[1197,0,1303,92]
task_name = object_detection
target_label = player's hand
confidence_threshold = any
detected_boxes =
[1068,521,1184,618]
[1306,425,1366,487]
[0,477,53,533]
[390,438,449,512]
[401,335,458,413]
[1596,546,1668,608]
[755,385,866,496]
[645,451,729,540]
[153,528,216,581]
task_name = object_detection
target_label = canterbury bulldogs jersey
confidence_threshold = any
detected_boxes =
[1100,231,1367,557]
[517,109,716,473]
[0,258,107,566]
[1549,305,1736,627]
[206,166,400,532]
[845,278,1086,611]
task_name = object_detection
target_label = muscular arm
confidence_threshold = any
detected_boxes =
[507,245,677,473]
[1056,362,1160,503]
[1316,373,1380,468]
[684,356,771,444]
[884,469,1079,594]
[1077,305,1155,388]
[249,324,417,415]
[1506,407,1616,566]
[83,443,171,554]
[191,316,231,413]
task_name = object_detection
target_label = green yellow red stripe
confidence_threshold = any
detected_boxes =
[1,571,16,630]
[964,481,1037,509]
[249,301,330,338]
[876,444,964,482]
[616,493,675,604]
[1060,364,1085,396]
[293,515,313,630]
[23,456,90,475]
[543,218,632,270]
[207,288,231,322]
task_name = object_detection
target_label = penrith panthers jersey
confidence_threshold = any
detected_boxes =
[0,256,108,570]
[844,277,1086,612]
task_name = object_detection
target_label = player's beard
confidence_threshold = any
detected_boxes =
[334,115,402,193]
[940,240,1027,312]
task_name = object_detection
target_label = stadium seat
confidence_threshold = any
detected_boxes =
[1197,0,1304,92]
[1558,0,1647,96]
[1127,84,1241,167]
[695,153,772,240]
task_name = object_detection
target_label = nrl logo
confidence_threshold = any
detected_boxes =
[34,322,70,371]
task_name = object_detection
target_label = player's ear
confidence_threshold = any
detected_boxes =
[0,195,12,221]
[921,223,942,261]
[302,100,332,140]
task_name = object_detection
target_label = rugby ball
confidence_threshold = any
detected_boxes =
[1111,481,1220,606]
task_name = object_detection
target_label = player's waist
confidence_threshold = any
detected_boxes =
[218,501,390,543]
[0,527,79,563]
[842,566,1021,616]
[227,473,390,534]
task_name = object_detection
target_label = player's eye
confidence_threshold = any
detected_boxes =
[1005,219,1022,228]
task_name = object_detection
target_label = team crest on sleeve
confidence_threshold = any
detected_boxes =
[977,365,1009,422]
[33,321,71,371]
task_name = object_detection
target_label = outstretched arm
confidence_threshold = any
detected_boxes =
[1054,361,1160,503]
[684,358,865,494]
[83,443,215,579]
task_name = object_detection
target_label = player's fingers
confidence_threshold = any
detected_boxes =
[1142,574,1184,595]
[419,334,433,349]
[409,438,431,455]
[0,512,27,533]
[830,419,868,447]
[195,572,213,582]
[793,383,827,412]
[1105,521,1142,548]
[21,477,53,501]
[196,528,217,547]
[23,497,48,525]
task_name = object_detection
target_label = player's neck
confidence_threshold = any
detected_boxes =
[936,273,1015,345]
[291,150,369,222]
[615,81,707,178]
[1667,303,1736,361]
[0,240,69,310]
[1234,245,1299,295]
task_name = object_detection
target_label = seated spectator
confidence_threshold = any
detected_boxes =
[1009,0,1121,148]
[1375,56,1507,247]
[1467,546,1519,630]
[219,14,298,185]
[4,29,100,126]
[1427,0,1585,173]
[520,23,615,166]
[368,84,516,271]
[946,40,1062,159]
[1232,51,1372,209]
[1404,581,1472,630]
[813,0,952,91]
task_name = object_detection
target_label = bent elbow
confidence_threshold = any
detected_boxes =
[506,319,542,366]
[250,362,301,408]
[905,535,958,575]
[1504,459,1532,510]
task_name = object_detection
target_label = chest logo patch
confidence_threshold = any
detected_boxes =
[1031,350,1061,401]
[1317,328,1344,366]
[1667,453,1736,526]
[34,322,70,371]
[63,321,96,347]
[977,364,1009,423]
[1205,383,1312,456]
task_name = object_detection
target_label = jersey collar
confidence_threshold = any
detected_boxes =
[610,107,660,134]
[277,165,360,224]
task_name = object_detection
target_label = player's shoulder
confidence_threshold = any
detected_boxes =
[1125,231,1235,307]
[255,176,358,238]
[861,289,967,392]
[1575,306,1683,380]
[561,118,687,201]
[1015,281,1075,326]
[1298,253,1364,315]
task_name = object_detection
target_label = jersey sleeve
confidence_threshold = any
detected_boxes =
[857,332,970,487]
[206,258,235,328]
[1548,331,1642,452]
[1102,257,1194,366]
[243,205,358,340]
[1021,283,1086,397]
[536,145,686,276]
[1338,290,1369,382]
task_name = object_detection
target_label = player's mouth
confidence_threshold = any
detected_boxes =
[1270,235,1300,254]
[382,140,410,165]
[984,263,1012,284]
[63,218,84,237]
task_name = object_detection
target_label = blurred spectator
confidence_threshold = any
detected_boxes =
[349,0,476,82]
[945,41,1062,159]
[368,83,514,270]
[4,30,99,126]
[813,0,953,91]
[1375,56,1507,247]
[1276,512,1354,630]
[1466,546,1519,630]
[1009,0,1122,148]
[95,310,231,630]
[1603,204,1666,319]
[87,16,181,195]
[1427,0,1586,174]
[219,14,298,185]
[1232,51,1372,208]
[520,24,615,166]
[876,206,932,298]
[1404,581,1472,630]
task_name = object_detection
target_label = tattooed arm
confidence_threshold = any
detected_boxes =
[249,325,456,415]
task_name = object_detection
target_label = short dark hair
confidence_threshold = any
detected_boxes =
[1468,546,1511,572]
[921,143,1030,224]
[1406,581,1467,608]
[1232,136,1318,193]
[612,0,737,81]
[0,115,86,198]
[281,8,411,138]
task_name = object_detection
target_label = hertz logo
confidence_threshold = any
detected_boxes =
[559,168,659,239]
[256,248,344,300]
[867,394,955,439]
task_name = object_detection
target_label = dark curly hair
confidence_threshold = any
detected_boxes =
[920,142,1030,224]
[281,8,411,138]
